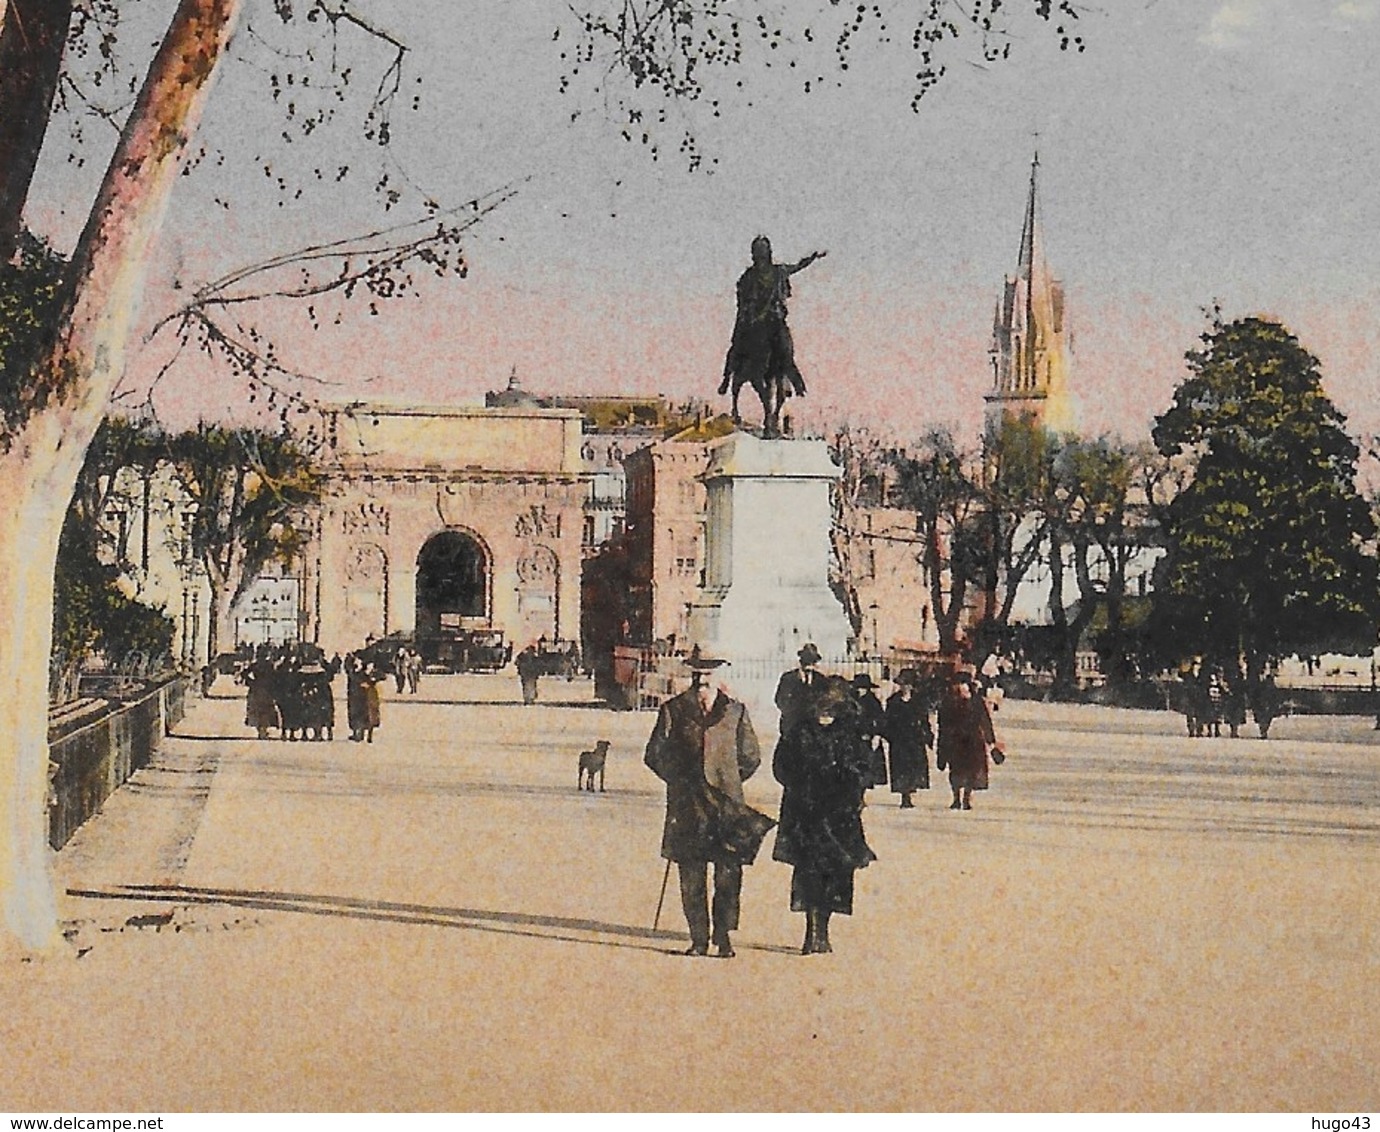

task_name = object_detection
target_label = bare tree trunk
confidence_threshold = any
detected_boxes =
[205,575,236,667]
[0,0,75,259]
[0,0,242,956]
[0,415,77,956]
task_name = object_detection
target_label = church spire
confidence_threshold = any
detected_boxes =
[985,152,1075,435]
[1019,150,1041,278]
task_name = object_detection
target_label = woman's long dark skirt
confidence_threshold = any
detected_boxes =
[790,866,856,915]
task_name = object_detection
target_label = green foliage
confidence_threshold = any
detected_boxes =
[164,423,320,594]
[0,231,68,446]
[1150,315,1380,665]
[52,511,174,697]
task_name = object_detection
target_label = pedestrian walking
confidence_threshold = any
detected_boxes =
[885,668,934,808]
[1251,671,1280,739]
[936,669,1003,811]
[644,646,772,959]
[404,648,422,694]
[516,645,540,705]
[850,673,888,788]
[1204,668,1226,738]
[243,655,279,739]
[298,663,335,741]
[1178,661,1204,738]
[772,674,876,955]
[775,642,824,738]
[1223,666,1247,739]
[276,657,305,742]
[346,655,382,743]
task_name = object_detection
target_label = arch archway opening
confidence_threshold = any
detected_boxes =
[415,530,488,638]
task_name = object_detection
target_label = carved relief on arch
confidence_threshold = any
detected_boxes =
[345,543,388,582]
[515,544,559,642]
[340,501,391,537]
[514,504,560,540]
[516,544,559,586]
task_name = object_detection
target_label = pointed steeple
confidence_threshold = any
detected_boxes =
[985,153,1075,435]
[1018,150,1041,278]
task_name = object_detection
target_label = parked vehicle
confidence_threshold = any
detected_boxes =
[419,628,512,673]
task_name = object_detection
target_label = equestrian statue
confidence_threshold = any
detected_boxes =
[720,236,827,438]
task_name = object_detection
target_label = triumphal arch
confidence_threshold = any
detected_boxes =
[304,403,586,658]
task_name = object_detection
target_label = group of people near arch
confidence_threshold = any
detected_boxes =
[239,642,389,744]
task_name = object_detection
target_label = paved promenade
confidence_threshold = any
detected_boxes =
[4,674,1379,1111]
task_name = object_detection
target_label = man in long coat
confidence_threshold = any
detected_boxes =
[775,642,825,739]
[645,648,766,958]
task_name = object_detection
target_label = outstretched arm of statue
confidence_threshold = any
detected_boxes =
[788,250,827,274]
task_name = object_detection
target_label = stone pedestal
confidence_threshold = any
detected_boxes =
[687,433,854,735]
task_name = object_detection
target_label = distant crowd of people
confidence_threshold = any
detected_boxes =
[238,640,422,744]
[1177,660,1280,739]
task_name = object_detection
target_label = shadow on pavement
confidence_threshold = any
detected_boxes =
[66,882,797,956]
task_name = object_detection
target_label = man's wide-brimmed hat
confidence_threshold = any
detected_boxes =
[684,644,729,671]
[798,643,822,665]
[851,672,876,689]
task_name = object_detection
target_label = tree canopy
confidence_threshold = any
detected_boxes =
[1150,315,1380,668]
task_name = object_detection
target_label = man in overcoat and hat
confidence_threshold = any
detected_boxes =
[775,642,825,738]
[645,646,768,958]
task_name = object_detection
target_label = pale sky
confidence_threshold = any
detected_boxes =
[29,0,1380,446]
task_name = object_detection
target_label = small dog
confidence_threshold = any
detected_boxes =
[578,740,610,793]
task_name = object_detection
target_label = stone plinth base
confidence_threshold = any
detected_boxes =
[686,433,853,733]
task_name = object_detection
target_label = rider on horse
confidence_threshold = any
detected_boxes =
[721,236,827,436]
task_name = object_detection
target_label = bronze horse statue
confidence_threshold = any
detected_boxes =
[720,238,826,439]
[719,320,798,438]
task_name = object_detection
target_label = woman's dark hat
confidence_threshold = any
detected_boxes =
[684,645,729,671]
[797,643,822,665]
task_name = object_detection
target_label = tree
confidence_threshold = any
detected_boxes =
[1150,315,1380,683]
[50,416,172,698]
[162,423,319,666]
[1,0,1085,953]
[979,414,1059,644]
[1046,436,1145,691]
[888,430,986,657]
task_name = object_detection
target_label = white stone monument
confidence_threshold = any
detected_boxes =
[687,432,854,735]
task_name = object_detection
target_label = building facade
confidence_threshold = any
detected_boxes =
[840,506,940,657]
[304,403,586,657]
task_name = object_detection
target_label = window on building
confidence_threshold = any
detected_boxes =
[582,515,596,547]
[104,507,130,565]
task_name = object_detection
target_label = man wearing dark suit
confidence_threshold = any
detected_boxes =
[645,647,764,958]
[775,642,824,738]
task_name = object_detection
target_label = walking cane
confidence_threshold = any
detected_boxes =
[652,858,672,931]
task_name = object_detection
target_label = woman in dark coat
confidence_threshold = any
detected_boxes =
[772,675,877,954]
[243,658,279,739]
[936,670,1001,811]
[885,669,934,809]
[298,664,335,741]
[276,658,305,741]
[851,673,888,788]
[346,655,382,743]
